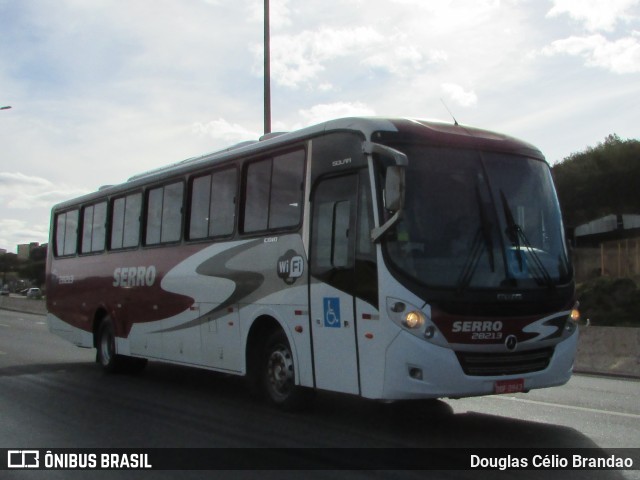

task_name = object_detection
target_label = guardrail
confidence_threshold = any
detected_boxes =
[1,297,637,379]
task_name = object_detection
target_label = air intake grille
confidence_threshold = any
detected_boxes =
[455,347,554,376]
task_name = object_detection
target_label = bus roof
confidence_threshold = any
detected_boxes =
[51,117,543,210]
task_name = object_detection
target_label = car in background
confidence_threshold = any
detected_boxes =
[26,288,42,299]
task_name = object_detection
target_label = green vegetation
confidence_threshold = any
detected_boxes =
[552,134,640,327]
[0,246,47,291]
[576,277,640,327]
[551,134,640,228]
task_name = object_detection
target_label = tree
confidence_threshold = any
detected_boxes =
[552,134,640,227]
[21,245,48,287]
[0,245,48,289]
[0,253,19,287]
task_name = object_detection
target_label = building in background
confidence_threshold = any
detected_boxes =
[17,242,40,260]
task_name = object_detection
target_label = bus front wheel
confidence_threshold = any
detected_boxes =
[261,330,310,410]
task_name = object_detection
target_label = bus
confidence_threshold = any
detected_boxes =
[46,117,579,409]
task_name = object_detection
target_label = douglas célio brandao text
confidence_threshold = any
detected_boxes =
[470,453,634,470]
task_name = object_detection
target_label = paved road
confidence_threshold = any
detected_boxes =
[1,309,638,480]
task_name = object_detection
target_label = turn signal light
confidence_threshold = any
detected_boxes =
[570,301,580,322]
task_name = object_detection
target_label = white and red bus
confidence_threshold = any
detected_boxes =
[46,117,579,409]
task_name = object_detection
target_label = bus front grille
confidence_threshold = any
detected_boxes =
[455,347,554,376]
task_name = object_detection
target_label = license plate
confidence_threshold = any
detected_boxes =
[494,378,525,394]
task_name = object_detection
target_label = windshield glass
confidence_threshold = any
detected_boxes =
[384,145,571,290]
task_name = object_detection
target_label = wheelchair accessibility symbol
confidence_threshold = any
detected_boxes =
[323,297,341,328]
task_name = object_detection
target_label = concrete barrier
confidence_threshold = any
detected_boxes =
[0,298,637,378]
[574,325,640,378]
[0,295,47,315]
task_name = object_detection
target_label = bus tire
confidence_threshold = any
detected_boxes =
[96,317,123,373]
[261,329,310,411]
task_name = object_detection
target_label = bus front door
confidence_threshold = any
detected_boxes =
[309,174,360,395]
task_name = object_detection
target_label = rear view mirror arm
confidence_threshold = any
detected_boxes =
[363,142,408,243]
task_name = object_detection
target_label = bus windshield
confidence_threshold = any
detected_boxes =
[384,145,572,291]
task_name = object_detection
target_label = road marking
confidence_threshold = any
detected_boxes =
[492,395,640,420]
[0,323,10,328]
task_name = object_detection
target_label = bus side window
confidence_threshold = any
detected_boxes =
[269,150,304,229]
[145,182,184,245]
[55,209,79,257]
[110,193,142,249]
[190,174,212,239]
[243,159,271,232]
[81,202,107,254]
[210,169,236,236]
[243,149,304,233]
[189,168,236,240]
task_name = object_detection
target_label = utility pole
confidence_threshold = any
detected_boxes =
[264,0,271,135]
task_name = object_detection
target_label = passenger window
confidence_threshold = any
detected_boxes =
[81,202,107,253]
[189,168,236,240]
[55,209,79,257]
[270,151,305,229]
[145,182,184,245]
[111,193,142,249]
[243,160,271,232]
[243,150,304,233]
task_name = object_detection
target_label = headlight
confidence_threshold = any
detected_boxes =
[386,297,440,343]
[403,310,425,329]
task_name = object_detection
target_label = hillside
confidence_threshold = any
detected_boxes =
[551,134,640,228]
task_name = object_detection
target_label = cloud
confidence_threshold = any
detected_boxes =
[547,0,639,32]
[0,218,49,250]
[249,0,293,28]
[254,24,450,90]
[441,83,478,107]
[0,172,52,189]
[297,102,376,126]
[363,41,448,76]
[192,119,261,146]
[255,26,384,89]
[0,172,88,209]
[541,32,640,74]
[0,171,89,247]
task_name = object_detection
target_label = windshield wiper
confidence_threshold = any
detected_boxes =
[456,187,495,294]
[500,191,554,288]
[500,191,524,272]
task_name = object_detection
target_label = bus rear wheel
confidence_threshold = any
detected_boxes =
[97,318,121,373]
[96,317,147,373]
[261,330,310,411]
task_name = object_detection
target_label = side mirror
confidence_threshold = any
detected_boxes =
[362,141,408,243]
[371,165,406,243]
[385,165,405,213]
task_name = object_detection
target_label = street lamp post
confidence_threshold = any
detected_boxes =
[264,0,271,135]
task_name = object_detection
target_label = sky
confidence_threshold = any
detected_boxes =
[1,0,639,252]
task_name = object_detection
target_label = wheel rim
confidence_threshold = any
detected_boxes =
[266,344,294,401]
